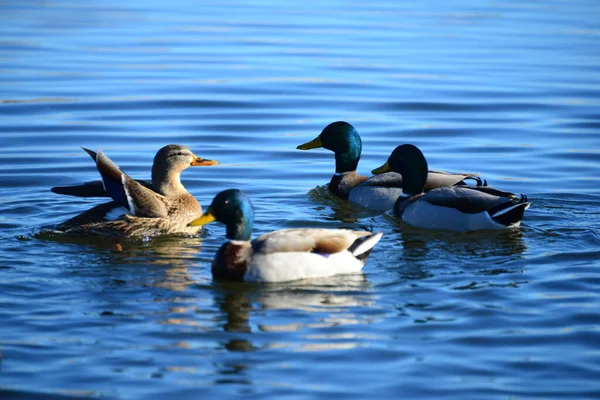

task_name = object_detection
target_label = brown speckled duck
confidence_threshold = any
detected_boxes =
[54,144,218,237]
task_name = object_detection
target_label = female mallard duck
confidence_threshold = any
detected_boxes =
[297,121,486,212]
[372,144,531,232]
[188,189,383,282]
[55,144,218,237]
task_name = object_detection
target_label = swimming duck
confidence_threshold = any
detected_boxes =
[55,144,218,237]
[372,144,531,232]
[297,121,486,212]
[189,189,383,282]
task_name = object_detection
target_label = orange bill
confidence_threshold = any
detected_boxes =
[191,156,219,166]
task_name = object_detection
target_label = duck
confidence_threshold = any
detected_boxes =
[188,189,383,282]
[54,144,218,237]
[297,121,486,212]
[372,144,531,232]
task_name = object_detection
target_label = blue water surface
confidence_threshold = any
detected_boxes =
[1,0,600,398]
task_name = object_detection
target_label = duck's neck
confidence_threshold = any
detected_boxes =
[226,202,254,241]
[334,149,360,174]
[329,171,368,199]
[401,169,428,196]
[152,168,187,196]
[226,222,252,241]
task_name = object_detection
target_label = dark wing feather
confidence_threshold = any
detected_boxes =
[95,149,130,209]
[51,179,153,197]
[52,180,107,197]
[82,147,98,162]
[94,150,167,217]
[422,186,515,214]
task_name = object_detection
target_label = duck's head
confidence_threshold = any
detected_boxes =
[372,144,428,195]
[153,144,218,175]
[152,144,218,194]
[189,189,254,241]
[297,121,362,173]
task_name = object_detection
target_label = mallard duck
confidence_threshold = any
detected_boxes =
[297,121,486,212]
[372,144,531,232]
[55,144,218,237]
[188,189,383,282]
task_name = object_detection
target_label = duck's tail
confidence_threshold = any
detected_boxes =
[349,232,383,262]
[463,175,488,187]
[491,195,531,226]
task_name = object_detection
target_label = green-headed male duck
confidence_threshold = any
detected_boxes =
[54,144,218,237]
[189,189,383,282]
[372,144,531,232]
[297,121,485,212]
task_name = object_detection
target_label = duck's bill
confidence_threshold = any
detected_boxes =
[372,162,392,174]
[297,136,323,150]
[189,211,216,227]
[191,157,219,166]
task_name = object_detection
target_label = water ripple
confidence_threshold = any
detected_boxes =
[1,0,600,398]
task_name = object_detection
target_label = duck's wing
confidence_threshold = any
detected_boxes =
[422,186,529,215]
[51,180,153,197]
[346,172,405,211]
[95,149,168,218]
[359,171,485,190]
[397,186,530,231]
[55,200,125,231]
[252,228,379,256]
[356,172,404,188]
[425,170,486,191]
[51,148,153,197]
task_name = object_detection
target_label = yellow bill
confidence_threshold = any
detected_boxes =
[189,211,216,227]
[297,136,323,150]
[371,162,392,174]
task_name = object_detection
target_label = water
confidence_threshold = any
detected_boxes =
[1,0,600,398]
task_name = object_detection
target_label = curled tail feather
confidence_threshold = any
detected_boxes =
[348,232,383,262]
[491,194,531,226]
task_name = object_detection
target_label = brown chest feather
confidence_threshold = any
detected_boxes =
[212,242,250,281]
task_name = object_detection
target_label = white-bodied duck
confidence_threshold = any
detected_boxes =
[372,144,531,232]
[297,121,485,212]
[189,189,383,282]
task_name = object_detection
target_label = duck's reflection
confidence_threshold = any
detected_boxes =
[212,273,375,354]
[384,212,528,282]
[38,232,205,292]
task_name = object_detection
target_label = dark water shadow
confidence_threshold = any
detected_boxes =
[307,184,382,225]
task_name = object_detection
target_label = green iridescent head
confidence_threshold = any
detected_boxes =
[189,189,254,241]
[297,121,362,173]
[372,144,428,195]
